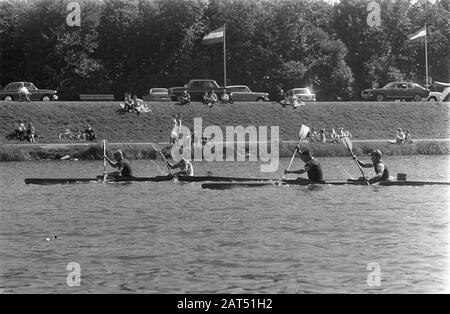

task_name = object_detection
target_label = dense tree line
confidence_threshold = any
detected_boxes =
[0,0,448,100]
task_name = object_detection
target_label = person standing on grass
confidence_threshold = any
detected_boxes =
[170,114,182,144]
[18,82,30,102]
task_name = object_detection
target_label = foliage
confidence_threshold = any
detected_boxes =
[0,0,448,100]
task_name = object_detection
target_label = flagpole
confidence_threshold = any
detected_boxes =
[424,23,429,88]
[223,24,226,87]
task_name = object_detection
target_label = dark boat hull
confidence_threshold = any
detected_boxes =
[201,180,450,189]
[24,175,274,185]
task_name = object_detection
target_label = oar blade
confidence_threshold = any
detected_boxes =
[341,136,352,152]
[298,124,310,141]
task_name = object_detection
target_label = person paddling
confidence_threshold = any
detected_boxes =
[353,149,389,184]
[104,150,133,177]
[166,157,194,176]
[284,147,324,182]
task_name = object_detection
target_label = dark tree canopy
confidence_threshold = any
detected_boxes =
[0,0,448,100]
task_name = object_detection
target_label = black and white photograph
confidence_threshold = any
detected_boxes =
[0,0,449,298]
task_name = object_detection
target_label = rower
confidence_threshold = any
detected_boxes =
[166,157,194,176]
[284,147,324,182]
[104,150,133,177]
[353,149,389,184]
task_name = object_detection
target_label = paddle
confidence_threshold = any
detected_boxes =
[152,144,173,176]
[341,136,369,185]
[279,124,310,184]
[102,139,107,182]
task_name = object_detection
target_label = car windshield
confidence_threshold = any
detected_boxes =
[151,88,167,93]
[293,88,310,94]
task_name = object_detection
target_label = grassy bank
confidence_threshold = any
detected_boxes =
[1,140,448,161]
[0,101,449,145]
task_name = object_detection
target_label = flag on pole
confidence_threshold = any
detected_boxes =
[408,26,426,42]
[202,27,224,45]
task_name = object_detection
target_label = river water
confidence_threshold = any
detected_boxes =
[0,155,449,293]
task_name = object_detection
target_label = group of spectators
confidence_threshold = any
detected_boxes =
[14,120,36,142]
[121,92,152,115]
[202,89,232,107]
[175,89,232,107]
[394,128,414,144]
[275,89,305,108]
[308,127,352,144]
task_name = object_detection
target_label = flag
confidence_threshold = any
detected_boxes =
[202,27,224,45]
[408,26,426,42]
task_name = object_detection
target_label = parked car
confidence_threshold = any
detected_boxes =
[0,82,58,101]
[427,91,441,102]
[143,88,170,101]
[226,85,269,102]
[285,88,316,102]
[360,82,429,102]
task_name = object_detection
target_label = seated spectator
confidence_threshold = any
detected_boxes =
[338,127,345,138]
[84,124,96,141]
[330,128,339,143]
[309,127,319,142]
[26,121,36,143]
[395,128,405,144]
[319,129,327,143]
[120,92,133,113]
[220,89,230,104]
[405,130,414,144]
[275,89,286,106]
[181,90,191,106]
[209,89,218,103]
[204,90,217,107]
[18,83,30,102]
[290,94,305,108]
[202,91,210,105]
[132,95,145,115]
[15,120,26,140]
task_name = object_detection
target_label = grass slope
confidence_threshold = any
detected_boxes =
[0,101,449,144]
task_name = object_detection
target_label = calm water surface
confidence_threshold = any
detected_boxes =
[0,155,449,293]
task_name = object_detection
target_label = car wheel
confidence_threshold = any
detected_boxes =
[428,97,437,102]
[41,95,50,101]
[413,94,421,102]
[4,95,13,101]
[256,98,264,102]
[376,94,384,102]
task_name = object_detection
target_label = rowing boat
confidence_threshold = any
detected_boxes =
[201,179,450,189]
[24,175,275,185]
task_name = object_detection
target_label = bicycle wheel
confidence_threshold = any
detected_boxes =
[58,133,69,140]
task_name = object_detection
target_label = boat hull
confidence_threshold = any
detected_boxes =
[201,180,450,189]
[24,175,274,185]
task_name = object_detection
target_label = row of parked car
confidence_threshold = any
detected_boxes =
[1,80,447,102]
[144,79,317,103]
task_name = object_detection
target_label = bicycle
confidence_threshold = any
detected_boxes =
[58,128,86,141]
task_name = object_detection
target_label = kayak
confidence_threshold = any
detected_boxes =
[201,179,450,189]
[24,175,275,185]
